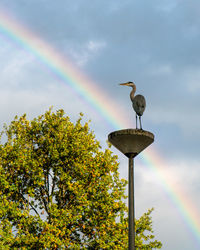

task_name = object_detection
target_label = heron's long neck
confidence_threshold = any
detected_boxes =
[130,86,136,101]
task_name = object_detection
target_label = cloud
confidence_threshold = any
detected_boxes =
[155,0,180,13]
[66,40,106,66]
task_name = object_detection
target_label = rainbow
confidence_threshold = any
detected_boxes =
[0,9,131,130]
[141,149,200,247]
[0,8,200,246]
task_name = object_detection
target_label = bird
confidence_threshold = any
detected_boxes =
[119,81,146,130]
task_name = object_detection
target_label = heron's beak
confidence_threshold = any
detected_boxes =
[119,83,129,86]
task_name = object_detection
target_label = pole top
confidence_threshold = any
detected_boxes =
[108,129,154,158]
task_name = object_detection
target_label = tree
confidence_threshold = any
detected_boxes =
[0,108,162,249]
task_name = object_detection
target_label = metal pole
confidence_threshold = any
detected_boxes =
[108,129,154,249]
[128,154,135,250]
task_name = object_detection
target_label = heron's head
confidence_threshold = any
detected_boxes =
[119,81,136,88]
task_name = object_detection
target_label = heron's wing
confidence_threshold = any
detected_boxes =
[132,95,146,116]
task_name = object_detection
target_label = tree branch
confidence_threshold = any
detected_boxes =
[39,187,49,215]
[20,194,39,216]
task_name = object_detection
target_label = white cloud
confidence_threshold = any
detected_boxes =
[156,0,180,13]
[87,40,106,52]
[0,47,34,88]
[67,40,106,66]
[183,67,200,93]
[148,63,173,76]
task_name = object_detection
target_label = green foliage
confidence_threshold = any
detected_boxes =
[0,108,162,249]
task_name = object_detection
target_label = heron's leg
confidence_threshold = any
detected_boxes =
[136,114,138,129]
[139,116,142,130]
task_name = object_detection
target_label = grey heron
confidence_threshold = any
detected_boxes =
[119,81,146,129]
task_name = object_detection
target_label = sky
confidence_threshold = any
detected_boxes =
[0,1,200,249]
